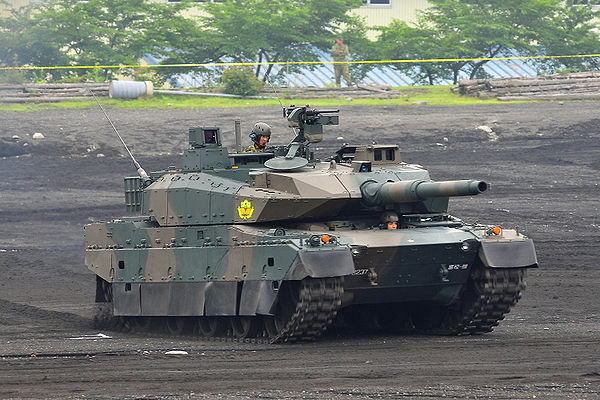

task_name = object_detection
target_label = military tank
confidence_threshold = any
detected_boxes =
[85,105,537,342]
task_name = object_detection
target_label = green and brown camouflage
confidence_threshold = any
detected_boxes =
[331,42,349,62]
[85,105,537,342]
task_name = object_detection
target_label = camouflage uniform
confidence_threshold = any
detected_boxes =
[243,144,262,153]
[243,144,274,153]
[244,122,272,153]
[332,42,352,87]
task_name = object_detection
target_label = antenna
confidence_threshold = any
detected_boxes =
[264,73,298,137]
[264,73,285,110]
[90,90,150,182]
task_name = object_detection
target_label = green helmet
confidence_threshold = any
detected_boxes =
[381,211,399,223]
[250,122,271,145]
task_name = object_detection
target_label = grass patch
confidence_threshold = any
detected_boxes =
[0,85,510,111]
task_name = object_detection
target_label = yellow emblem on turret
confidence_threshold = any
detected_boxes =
[237,199,254,219]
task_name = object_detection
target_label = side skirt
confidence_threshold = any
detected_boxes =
[111,281,278,317]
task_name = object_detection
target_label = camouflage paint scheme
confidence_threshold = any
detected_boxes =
[85,111,537,327]
[85,219,353,316]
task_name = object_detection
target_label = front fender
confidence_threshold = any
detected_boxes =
[478,239,538,268]
[284,248,355,280]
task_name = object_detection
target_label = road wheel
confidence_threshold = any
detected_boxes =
[166,317,187,335]
[132,317,152,332]
[230,316,262,339]
[196,317,226,337]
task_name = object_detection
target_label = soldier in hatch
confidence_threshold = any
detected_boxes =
[380,211,399,230]
[243,122,272,153]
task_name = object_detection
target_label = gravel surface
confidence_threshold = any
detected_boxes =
[0,102,599,399]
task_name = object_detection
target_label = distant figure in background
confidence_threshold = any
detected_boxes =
[332,37,352,87]
[243,122,272,152]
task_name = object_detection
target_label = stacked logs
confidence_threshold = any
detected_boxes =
[260,85,403,99]
[0,82,402,103]
[0,83,109,103]
[454,71,600,101]
[156,85,404,99]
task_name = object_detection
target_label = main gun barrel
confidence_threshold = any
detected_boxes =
[361,179,488,206]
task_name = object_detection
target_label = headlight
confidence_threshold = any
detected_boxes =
[351,246,365,257]
[308,235,321,246]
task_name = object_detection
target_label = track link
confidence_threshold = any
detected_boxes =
[416,267,527,335]
[268,277,343,343]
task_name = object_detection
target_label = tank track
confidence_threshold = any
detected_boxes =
[92,277,343,344]
[266,277,343,343]
[416,267,527,335]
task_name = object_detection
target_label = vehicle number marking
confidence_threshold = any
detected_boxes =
[447,263,469,270]
[352,268,369,275]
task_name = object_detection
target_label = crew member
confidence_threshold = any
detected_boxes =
[243,122,272,153]
[380,211,399,230]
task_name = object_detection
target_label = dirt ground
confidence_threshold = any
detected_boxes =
[0,101,599,399]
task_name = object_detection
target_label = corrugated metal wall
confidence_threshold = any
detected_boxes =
[158,48,539,88]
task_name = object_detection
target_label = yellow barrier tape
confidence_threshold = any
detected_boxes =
[1,53,600,71]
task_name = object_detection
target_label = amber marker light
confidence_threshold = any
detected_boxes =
[321,235,330,243]
[492,227,502,235]
[232,166,239,169]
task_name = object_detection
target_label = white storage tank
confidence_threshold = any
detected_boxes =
[109,80,154,99]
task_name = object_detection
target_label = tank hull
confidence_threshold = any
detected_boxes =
[86,219,535,340]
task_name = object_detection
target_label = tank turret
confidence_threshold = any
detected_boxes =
[136,171,489,226]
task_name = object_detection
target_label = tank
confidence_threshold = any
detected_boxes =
[86,105,538,342]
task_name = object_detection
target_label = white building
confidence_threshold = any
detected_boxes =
[353,0,430,27]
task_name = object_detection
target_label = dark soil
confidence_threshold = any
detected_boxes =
[0,102,599,399]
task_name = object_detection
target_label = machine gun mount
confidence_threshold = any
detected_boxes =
[264,106,339,171]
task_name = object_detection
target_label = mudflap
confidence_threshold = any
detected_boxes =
[239,280,279,316]
[478,239,538,268]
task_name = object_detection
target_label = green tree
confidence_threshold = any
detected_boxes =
[143,0,212,85]
[0,6,68,80]
[377,20,457,85]
[1,0,196,81]
[376,0,600,84]
[194,0,367,81]
[221,66,263,96]
[422,0,552,81]
[2,0,369,84]
[536,4,600,73]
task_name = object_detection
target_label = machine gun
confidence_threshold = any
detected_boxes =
[264,105,339,171]
[284,105,339,139]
